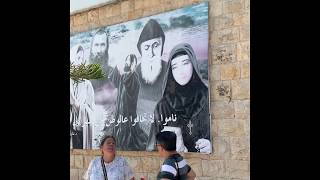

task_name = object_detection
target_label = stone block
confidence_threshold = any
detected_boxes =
[230,136,249,160]
[202,160,226,177]
[70,169,79,180]
[142,157,160,173]
[234,100,250,119]
[231,79,250,100]
[211,101,235,119]
[218,119,246,137]
[237,41,249,61]
[212,44,236,64]
[227,160,249,179]
[187,158,203,177]
[221,63,240,80]
[223,0,245,14]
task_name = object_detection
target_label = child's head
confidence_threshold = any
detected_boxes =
[155,131,176,156]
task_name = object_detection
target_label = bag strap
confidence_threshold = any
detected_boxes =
[101,156,108,180]
[173,157,180,180]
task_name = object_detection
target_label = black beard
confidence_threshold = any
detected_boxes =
[90,55,104,65]
[90,52,109,66]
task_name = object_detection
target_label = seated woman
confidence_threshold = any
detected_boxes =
[84,135,135,180]
[147,43,211,153]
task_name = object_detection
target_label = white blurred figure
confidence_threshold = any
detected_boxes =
[70,44,95,149]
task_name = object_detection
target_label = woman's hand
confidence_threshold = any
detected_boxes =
[195,138,212,153]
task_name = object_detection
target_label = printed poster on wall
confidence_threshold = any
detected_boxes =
[70,2,212,153]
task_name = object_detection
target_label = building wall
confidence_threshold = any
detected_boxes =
[70,0,250,179]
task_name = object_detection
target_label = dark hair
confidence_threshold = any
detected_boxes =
[171,51,188,60]
[165,50,193,94]
[137,19,165,55]
[99,135,116,148]
[76,45,84,53]
[95,28,108,36]
[90,28,110,65]
[91,28,109,51]
[156,131,176,151]
[126,54,137,64]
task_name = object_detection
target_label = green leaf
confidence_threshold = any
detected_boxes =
[70,62,106,83]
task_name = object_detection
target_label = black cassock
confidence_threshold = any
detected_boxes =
[109,67,148,150]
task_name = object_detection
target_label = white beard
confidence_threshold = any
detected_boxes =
[141,57,162,85]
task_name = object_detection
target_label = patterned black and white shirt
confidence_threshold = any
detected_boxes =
[157,154,191,180]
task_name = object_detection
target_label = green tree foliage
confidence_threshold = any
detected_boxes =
[70,63,106,83]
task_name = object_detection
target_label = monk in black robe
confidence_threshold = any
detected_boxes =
[135,19,168,145]
[109,54,148,151]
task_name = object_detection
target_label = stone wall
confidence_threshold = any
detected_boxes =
[70,0,250,179]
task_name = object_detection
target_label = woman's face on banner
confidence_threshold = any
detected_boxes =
[171,54,193,86]
[75,50,84,65]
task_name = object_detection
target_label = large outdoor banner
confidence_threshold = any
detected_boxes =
[70,2,212,153]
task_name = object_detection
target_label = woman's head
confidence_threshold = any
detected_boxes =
[171,51,193,86]
[163,43,207,97]
[100,135,116,155]
[75,46,84,64]
[70,44,85,65]
[124,54,137,72]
